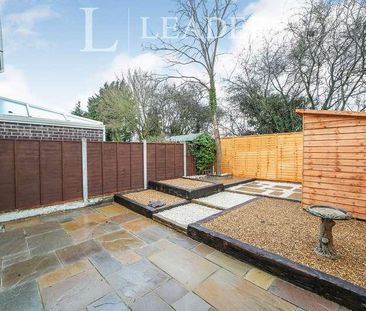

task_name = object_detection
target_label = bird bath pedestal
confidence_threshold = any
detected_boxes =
[305,206,352,260]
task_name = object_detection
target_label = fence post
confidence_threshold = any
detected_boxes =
[143,140,148,189]
[183,142,187,177]
[81,138,88,204]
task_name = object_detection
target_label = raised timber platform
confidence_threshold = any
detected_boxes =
[148,179,222,200]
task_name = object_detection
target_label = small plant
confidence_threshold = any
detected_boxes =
[189,133,216,174]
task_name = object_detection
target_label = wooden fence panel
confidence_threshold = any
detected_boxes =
[130,143,143,189]
[87,142,103,197]
[0,140,15,211]
[16,141,41,209]
[221,133,303,183]
[147,144,156,181]
[62,141,82,201]
[40,141,63,205]
[174,144,184,177]
[117,143,131,191]
[102,143,118,194]
[156,144,166,180]
[165,144,175,179]
[298,110,366,220]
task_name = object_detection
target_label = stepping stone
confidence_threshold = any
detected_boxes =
[27,229,73,256]
[2,253,61,288]
[96,230,145,253]
[89,251,123,277]
[131,292,173,311]
[56,240,103,265]
[287,193,302,201]
[155,279,189,305]
[39,259,93,288]
[237,186,266,193]
[194,269,295,311]
[269,191,284,197]
[172,292,211,311]
[244,268,276,290]
[106,259,168,305]
[269,279,339,311]
[0,229,27,258]
[206,251,252,276]
[0,281,43,311]
[24,222,61,236]
[149,244,219,290]
[195,192,255,209]
[41,270,112,311]
[87,293,129,311]
[156,204,220,229]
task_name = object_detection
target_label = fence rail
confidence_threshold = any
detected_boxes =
[0,139,196,213]
[221,132,303,183]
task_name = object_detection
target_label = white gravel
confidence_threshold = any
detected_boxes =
[195,191,255,209]
[156,203,220,228]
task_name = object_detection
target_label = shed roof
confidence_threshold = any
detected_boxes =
[296,109,366,118]
[0,96,104,130]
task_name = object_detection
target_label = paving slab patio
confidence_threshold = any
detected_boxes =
[0,203,342,310]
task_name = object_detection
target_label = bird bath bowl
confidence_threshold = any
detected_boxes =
[305,205,352,260]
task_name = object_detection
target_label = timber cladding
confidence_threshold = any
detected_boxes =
[297,109,366,220]
[221,132,303,183]
[0,140,194,213]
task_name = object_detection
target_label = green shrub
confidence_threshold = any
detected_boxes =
[189,133,216,174]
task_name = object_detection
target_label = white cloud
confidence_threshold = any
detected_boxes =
[101,52,166,82]
[3,5,57,49]
[0,65,36,102]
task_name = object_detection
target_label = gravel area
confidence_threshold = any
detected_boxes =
[157,203,220,228]
[124,190,186,206]
[195,192,255,209]
[204,198,366,288]
[160,178,212,189]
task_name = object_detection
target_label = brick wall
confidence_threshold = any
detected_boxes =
[0,121,104,141]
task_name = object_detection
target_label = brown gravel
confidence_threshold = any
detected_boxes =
[160,178,212,189]
[204,198,366,288]
[124,189,186,206]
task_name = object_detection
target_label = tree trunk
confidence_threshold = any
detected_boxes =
[315,218,338,259]
[209,78,222,175]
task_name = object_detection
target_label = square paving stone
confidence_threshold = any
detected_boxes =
[0,281,43,311]
[244,268,276,290]
[112,250,142,265]
[237,186,266,193]
[39,259,93,288]
[166,234,200,250]
[192,244,215,257]
[24,222,61,236]
[87,292,129,311]
[0,229,27,258]
[194,269,295,311]
[172,292,211,311]
[2,253,61,288]
[135,225,170,243]
[27,229,73,256]
[155,278,188,305]
[56,240,103,265]
[89,251,123,277]
[96,230,145,253]
[149,244,219,290]
[106,259,168,305]
[96,204,127,218]
[131,292,173,311]
[269,279,339,311]
[41,269,112,311]
[196,192,255,209]
[122,218,155,232]
[206,250,252,276]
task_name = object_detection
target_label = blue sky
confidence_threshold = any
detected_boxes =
[0,0,302,113]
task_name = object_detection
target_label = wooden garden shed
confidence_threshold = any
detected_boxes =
[297,109,366,220]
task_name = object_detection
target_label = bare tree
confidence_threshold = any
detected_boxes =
[288,0,366,110]
[151,0,244,174]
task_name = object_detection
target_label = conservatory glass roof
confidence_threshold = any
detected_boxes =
[0,96,103,129]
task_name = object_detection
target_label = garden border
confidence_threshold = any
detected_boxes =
[113,191,188,218]
[148,180,222,200]
[187,217,366,311]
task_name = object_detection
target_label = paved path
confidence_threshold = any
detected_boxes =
[0,203,343,311]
